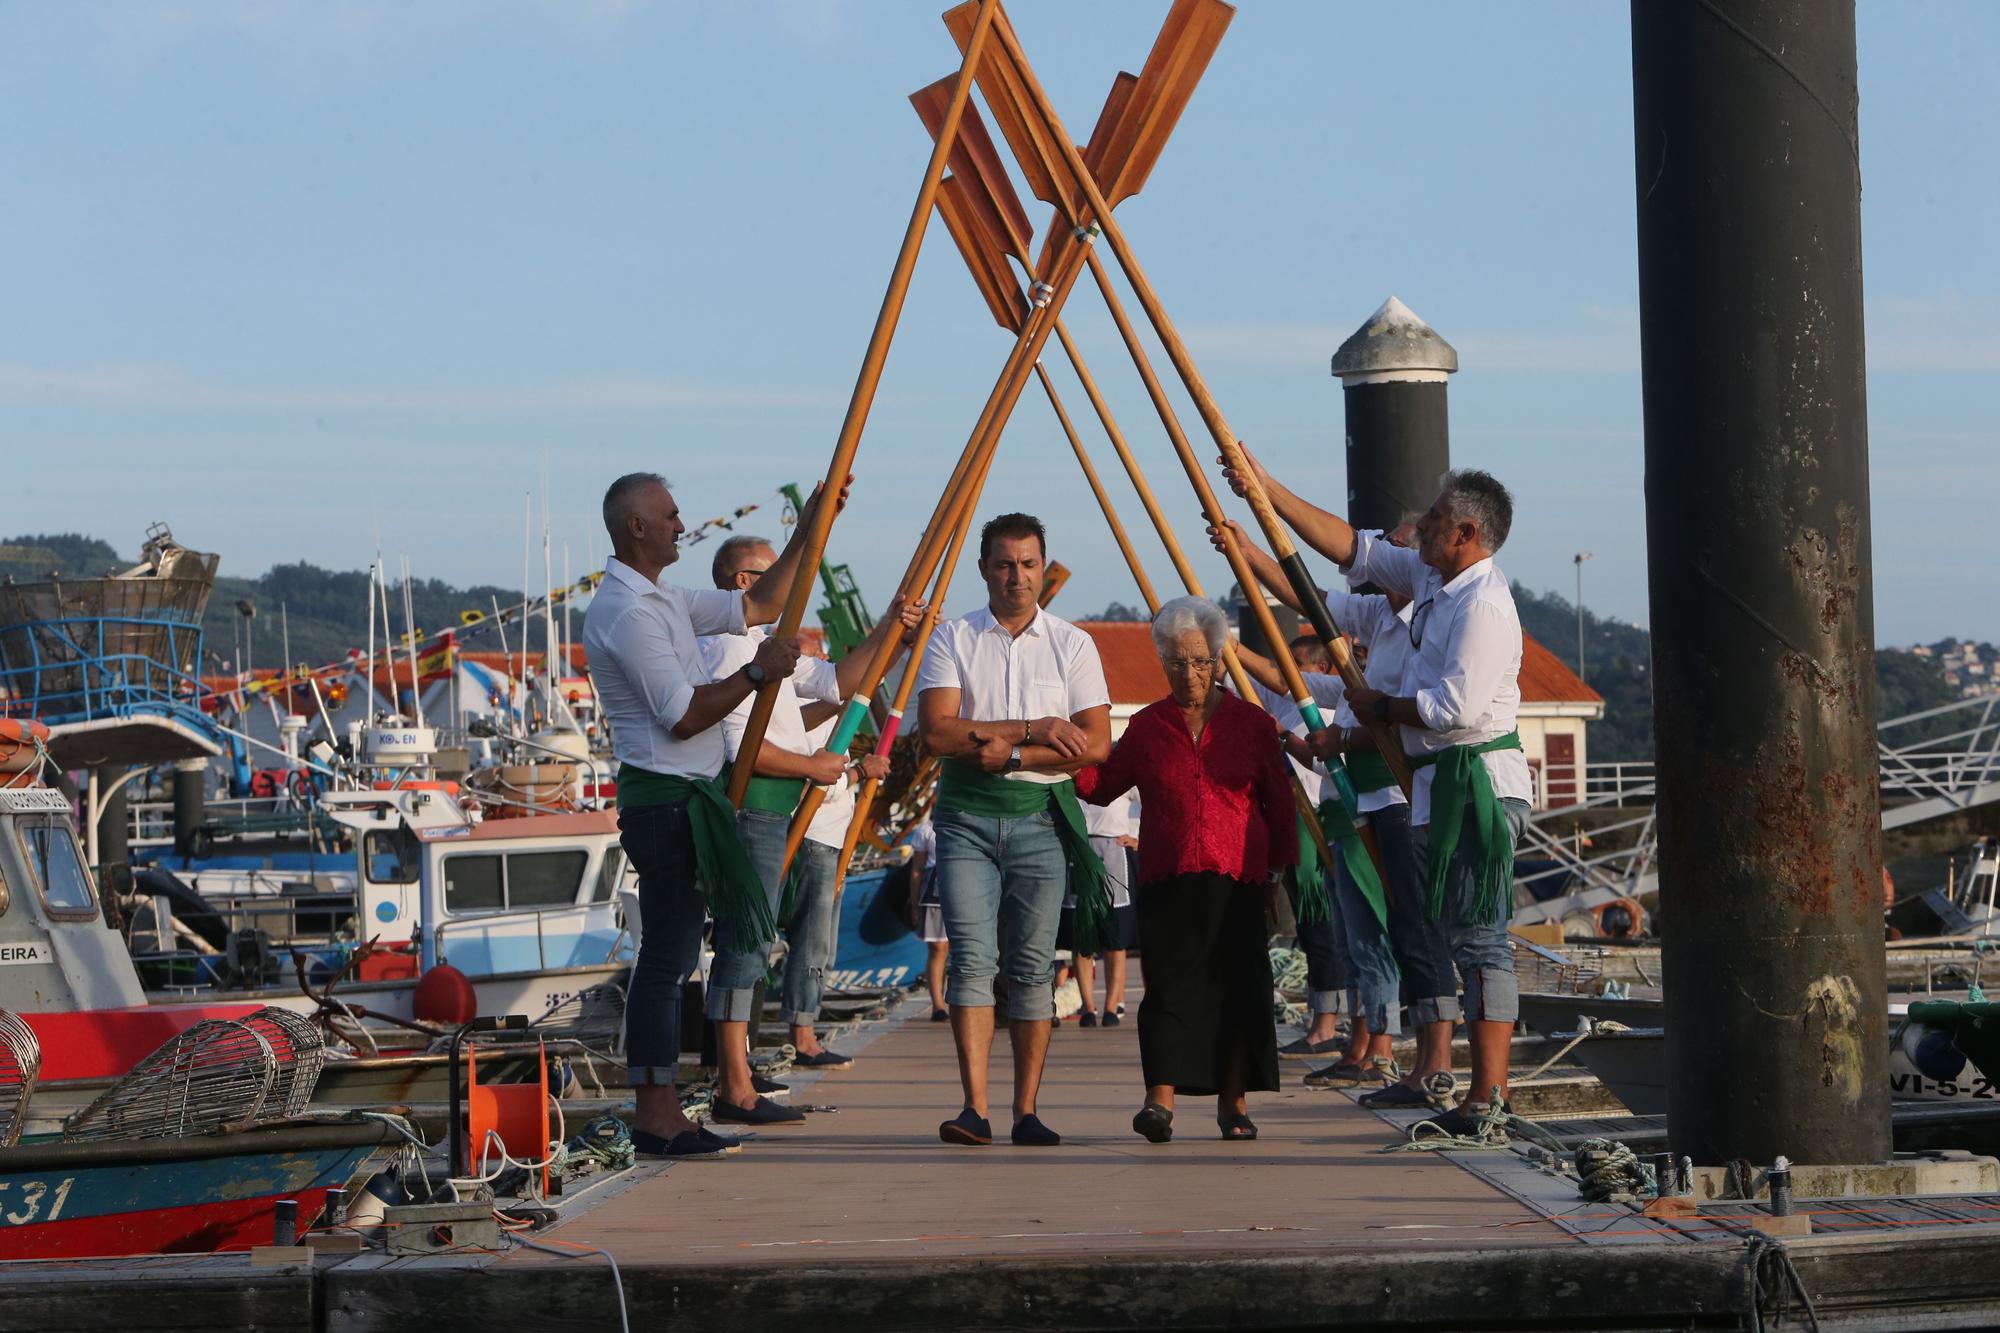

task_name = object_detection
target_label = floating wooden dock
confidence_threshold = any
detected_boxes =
[18,999,2000,1331]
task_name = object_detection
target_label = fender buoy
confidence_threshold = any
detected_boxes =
[412,964,477,1026]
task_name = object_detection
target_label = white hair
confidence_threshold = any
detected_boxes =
[1150,596,1228,657]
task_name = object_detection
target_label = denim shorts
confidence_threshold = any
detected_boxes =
[1412,798,1530,1025]
[705,806,788,1023]
[781,838,840,1024]
[934,805,1068,1022]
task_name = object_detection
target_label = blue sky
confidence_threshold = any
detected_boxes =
[3,0,1994,647]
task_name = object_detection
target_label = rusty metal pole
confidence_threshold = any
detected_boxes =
[1631,0,1889,1165]
[1330,296,1457,533]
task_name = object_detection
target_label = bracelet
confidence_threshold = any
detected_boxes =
[1021,719,1032,745]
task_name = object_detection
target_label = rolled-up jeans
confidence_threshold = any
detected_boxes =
[617,801,710,1086]
[935,805,1067,1022]
[781,837,841,1025]
[1374,803,1460,1025]
[1291,885,1348,1017]
[706,807,787,1023]
[1412,797,1529,1025]
[1333,841,1403,1036]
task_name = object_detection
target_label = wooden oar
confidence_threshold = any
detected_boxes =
[923,80,1340,880]
[726,0,1000,807]
[945,0,1413,796]
[820,427,1002,887]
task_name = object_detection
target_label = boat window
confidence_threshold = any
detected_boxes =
[594,847,624,903]
[443,855,504,913]
[18,817,97,919]
[365,828,421,884]
[507,851,586,909]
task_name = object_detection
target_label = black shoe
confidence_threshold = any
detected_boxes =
[793,1049,853,1070]
[752,1072,791,1098]
[696,1125,742,1152]
[1357,1081,1438,1109]
[1303,1059,1368,1089]
[1078,1010,1099,1028]
[1131,1103,1173,1143]
[939,1108,993,1145]
[1279,1035,1345,1060]
[632,1127,737,1159]
[1101,1012,1121,1028]
[1010,1113,1061,1146]
[1218,1112,1259,1141]
[711,1095,806,1126]
[1412,1103,1509,1142]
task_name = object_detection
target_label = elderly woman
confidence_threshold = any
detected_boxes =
[1075,596,1297,1142]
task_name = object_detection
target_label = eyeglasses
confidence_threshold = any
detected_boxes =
[738,565,771,582]
[1408,597,1435,649]
[1162,656,1217,673]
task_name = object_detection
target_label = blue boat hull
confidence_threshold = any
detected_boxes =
[828,864,926,991]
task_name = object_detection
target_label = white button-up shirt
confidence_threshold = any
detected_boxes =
[1321,590,1415,816]
[701,627,842,766]
[804,715,857,850]
[582,558,747,779]
[1346,530,1530,825]
[914,605,1110,786]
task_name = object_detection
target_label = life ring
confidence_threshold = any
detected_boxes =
[0,719,49,778]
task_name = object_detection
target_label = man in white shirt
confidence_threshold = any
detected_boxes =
[1221,457,1528,1138]
[916,513,1112,1147]
[581,470,831,1160]
[697,535,919,1125]
[1219,522,1458,1105]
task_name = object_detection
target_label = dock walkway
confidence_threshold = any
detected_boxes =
[20,998,2000,1330]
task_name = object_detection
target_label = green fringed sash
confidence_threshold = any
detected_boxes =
[1315,762,1390,931]
[1345,749,1396,794]
[725,762,806,817]
[615,763,775,946]
[1408,730,1524,923]
[1293,810,1329,925]
[938,764,1112,954]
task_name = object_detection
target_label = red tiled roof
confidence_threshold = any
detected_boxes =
[1520,633,1603,704]
[1075,621,1600,706]
[1076,622,1167,705]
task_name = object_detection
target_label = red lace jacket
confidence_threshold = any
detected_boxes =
[1074,691,1298,887]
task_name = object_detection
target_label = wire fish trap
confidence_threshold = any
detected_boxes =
[1512,937,1605,995]
[240,1006,326,1118]
[530,983,626,1047]
[62,1018,279,1142]
[0,1010,42,1148]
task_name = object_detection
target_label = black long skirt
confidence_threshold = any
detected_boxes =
[1135,872,1280,1097]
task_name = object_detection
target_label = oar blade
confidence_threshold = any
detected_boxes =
[935,175,1029,332]
[1032,71,1138,283]
[911,76,1034,261]
[942,1,1081,217]
[1098,0,1234,207]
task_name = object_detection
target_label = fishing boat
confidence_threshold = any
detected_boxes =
[0,1117,396,1259]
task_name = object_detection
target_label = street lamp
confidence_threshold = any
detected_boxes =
[1573,553,1594,683]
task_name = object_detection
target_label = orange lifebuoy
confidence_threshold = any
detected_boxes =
[0,719,49,781]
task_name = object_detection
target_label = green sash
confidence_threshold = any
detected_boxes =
[615,763,776,945]
[1345,749,1396,794]
[720,761,806,818]
[1316,764,1390,932]
[1293,811,1328,925]
[1407,730,1524,924]
[938,764,1112,954]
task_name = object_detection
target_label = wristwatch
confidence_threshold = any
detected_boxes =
[1372,695,1392,724]
[1006,745,1024,773]
[744,661,767,687]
